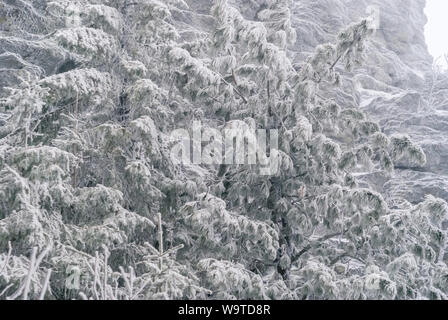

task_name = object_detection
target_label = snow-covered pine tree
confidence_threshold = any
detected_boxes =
[170,0,444,298]
[0,0,206,300]
[0,0,446,300]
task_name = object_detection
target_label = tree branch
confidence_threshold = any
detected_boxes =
[291,231,347,263]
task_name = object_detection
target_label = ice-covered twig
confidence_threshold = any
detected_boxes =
[39,269,52,300]
[0,241,12,275]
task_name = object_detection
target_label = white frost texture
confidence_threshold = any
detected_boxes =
[0,0,447,300]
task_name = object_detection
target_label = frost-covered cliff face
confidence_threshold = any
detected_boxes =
[338,0,448,206]
[263,0,448,207]
[1,0,448,300]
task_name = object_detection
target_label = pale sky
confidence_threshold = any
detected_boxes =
[424,0,448,69]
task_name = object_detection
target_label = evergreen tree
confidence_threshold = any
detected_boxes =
[0,0,446,300]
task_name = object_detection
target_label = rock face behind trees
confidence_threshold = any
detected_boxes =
[0,0,447,300]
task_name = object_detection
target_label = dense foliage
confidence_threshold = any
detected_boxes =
[0,0,447,300]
